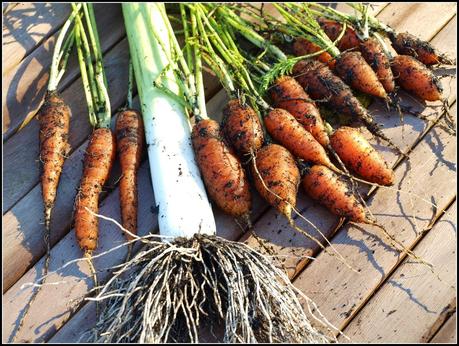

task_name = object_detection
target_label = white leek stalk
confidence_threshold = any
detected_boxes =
[122,3,216,239]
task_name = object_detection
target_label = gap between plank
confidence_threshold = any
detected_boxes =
[427,305,457,342]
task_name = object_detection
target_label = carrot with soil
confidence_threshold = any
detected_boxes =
[330,126,394,186]
[269,75,330,147]
[310,3,451,103]
[348,3,455,67]
[72,3,115,292]
[274,3,388,100]
[193,4,265,161]
[115,61,144,260]
[305,6,396,94]
[10,5,80,343]
[301,163,434,270]
[307,3,454,129]
[188,6,252,221]
[214,5,404,155]
[389,31,456,66]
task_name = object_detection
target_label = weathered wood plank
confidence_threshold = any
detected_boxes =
[292,102,456,336]
[340,202,456,342]
[2,3,70,76]
[2,4,125,140]
[2,38,130,214]
[237,3,457,279]
[377,2,457,41]
[430,313,457,343]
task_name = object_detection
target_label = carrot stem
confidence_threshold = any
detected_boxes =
[84,4,110,128]
[74,18,97,126]
[127,59,133,109]
[48,3,81,91]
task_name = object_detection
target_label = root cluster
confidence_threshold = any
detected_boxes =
[89,234,333,343]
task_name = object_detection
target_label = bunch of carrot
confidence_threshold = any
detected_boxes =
[181,4,395,264]
[185,4,440,272]
[306,3,453,105]
[16,3,144,338]
[29,3,143,318]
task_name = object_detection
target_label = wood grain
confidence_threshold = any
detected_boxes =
[377,2,457,41]
[2,3,70,75]
[340,202,456,342]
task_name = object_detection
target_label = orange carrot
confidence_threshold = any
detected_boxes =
[264,108,337,170]
[251,143,300,218]
[330,126,394,186]
[191,118,251,218]
[40,91,71,229]
[302,163,434,270]
[317,18,360,51]
[115,109,144,241]
[359,37,395,94]
[222,99,264,157]
[74,127,116,252]
[269,76,330,147]
[292,59,402,154]
[334,51,388,99]
[389,32,455,66]
[391,55,443,101]
[302,164,368,223]
[292,37,336,69]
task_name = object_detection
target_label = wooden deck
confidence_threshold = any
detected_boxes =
[2,3,457,343]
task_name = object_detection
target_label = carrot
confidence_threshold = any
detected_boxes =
[39,91,71,231]
[292,37,336,69]
[74,127,116,252]
[391,55,443,102]
[389,32,455,66]
[252,144,357,271]
[334,51,388,99]
[115,109,144,241]
[251,143,300,218]
[292,59,403,154]
[269,76,330,147]
[302,165,368,223]
[264,108,337,170]
[222,99,264,157]
[359,37,395,94]
[302,163,434,270]
[330,126,394,186]
[317,18,360,51]
[191,118,251,218]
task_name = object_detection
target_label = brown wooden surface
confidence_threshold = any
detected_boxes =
[430,313,457,343]
[2,2,457,343]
